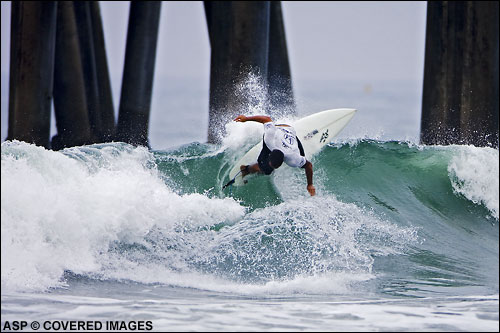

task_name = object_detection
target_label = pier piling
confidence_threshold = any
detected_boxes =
[268,1,295,116]
[115,1,161,148]
[89,1,116,142]
[205,1,233,144]
[206,1,271,143]
[52,1,93,150]
[421,1,499,147]
[7,1,57,148]
[73,2,104,142]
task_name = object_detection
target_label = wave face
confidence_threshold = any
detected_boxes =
[1,139,498,297]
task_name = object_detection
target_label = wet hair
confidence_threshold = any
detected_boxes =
[269,149,284,169]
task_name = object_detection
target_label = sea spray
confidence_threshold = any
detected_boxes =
[221,72,300,149]
[196,197,419,281]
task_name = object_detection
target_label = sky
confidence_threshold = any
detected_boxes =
[95,1,428,83]
[1,1,428,144]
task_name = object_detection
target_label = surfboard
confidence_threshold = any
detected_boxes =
[225,108,357,187]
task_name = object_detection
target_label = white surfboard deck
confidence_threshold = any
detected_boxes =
[227,108,357,186]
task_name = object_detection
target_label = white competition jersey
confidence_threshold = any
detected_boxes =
[263,122,307,168]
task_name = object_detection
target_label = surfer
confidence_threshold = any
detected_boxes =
[234,115,316,196]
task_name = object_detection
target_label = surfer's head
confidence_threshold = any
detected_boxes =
[269,149,284,169]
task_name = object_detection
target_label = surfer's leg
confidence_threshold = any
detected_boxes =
[297,138,305,157]
[240,163,260,177]
[256,140,274,175]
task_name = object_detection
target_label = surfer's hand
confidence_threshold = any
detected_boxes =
[307,184,316,196]
[234,115,247,122]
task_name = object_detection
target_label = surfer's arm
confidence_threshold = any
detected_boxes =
[303,161,315,196]
[234,115,272,124]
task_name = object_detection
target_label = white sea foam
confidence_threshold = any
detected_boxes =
[88,195,418,296]
[101,265,374,297]
[1,141,245,292]
[448,145,499,219]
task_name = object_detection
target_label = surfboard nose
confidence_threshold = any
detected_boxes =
[345,108,357,119]
[338,108,357,117]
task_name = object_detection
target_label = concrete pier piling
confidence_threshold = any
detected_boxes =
[421,1,499,147]
[226,1,270,126]
[52,1,93,150]
[204,1,232,143]
[7,1,57,148]
[73,1,104,143]
[268,1,295,116]
[115,1,161,148]
[206,1,271,143]
[51,1,115,150]
[89,1,116,143]
[205,1,233,144]
[229,1,270,83]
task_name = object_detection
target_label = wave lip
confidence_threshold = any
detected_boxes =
[448,145,499,219]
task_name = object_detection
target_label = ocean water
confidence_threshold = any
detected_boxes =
[1,79,499,331]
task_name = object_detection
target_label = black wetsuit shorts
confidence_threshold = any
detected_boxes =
[257,137,305,175]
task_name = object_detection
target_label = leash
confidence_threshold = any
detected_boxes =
[222,170,242,192]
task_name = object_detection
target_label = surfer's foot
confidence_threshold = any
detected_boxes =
[240,165,250,177]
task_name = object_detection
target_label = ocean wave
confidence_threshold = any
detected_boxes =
[2,139,498,294]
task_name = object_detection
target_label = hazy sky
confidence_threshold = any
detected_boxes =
[1,1,427,144]
[102,1,428,83]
